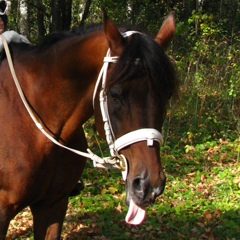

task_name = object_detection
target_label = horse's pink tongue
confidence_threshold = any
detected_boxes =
[125,199,146,225]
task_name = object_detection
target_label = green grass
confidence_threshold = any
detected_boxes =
[64,138,240,240]
[7,138,239,240]
[8,133,240,240]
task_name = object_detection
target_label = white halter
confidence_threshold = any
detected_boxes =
[1,31,163,181]
[92,31,163,179]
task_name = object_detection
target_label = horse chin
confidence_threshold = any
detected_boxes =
[124,180,166,225]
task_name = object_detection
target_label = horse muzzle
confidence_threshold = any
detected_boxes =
[129,172,166,207]
[124,171,166,225]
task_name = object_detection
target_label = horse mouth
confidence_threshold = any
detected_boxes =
[124,190,154,225]
[125,197,147,225]
[124,180,166,225]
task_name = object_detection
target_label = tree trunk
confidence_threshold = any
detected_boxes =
[50,0,73,32]
[50,0,59,32]
[80,0,92,26]
[64,0,73,30]
[37,0,46,38]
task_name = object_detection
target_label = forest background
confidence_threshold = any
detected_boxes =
[8,0,239,147]
[5,0,240,239]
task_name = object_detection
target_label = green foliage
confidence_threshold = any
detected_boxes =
[166,8,239,147]
[7,138,239,239]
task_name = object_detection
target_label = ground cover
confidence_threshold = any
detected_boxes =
[6,137,239,240]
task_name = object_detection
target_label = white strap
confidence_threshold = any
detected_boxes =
[92,50,119,108]
[1,35,91,159]
[113,128,163,151]
[122,31,140,37]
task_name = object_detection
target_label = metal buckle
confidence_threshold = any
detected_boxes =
[114,154,128,181]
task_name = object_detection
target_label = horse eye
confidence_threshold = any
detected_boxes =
[110,91,121,103]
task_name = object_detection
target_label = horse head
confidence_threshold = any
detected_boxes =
[94,11,177,225]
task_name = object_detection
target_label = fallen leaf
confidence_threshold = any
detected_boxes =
[203,210,213,221]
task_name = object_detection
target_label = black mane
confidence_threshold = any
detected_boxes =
[107,33,178,100]
[36,23,105,50]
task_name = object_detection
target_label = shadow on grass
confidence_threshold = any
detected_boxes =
[62,206,240,240]
[6,226,33,240]
[6,143,239,240]
[6,206,239,240]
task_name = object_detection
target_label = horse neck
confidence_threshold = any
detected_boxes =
[21,32,108,141]
[54,32,108,117]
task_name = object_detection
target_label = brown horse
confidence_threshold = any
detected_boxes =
[0,11,178,239]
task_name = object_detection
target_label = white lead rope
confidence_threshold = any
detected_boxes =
[0,34,124,172]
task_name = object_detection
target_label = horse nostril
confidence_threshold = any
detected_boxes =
[131,174,166,204]
[132,177,149,200]
[132,177,142,192]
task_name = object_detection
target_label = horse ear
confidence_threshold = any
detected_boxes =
[102,9,125,55]
[155,12,176,49]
